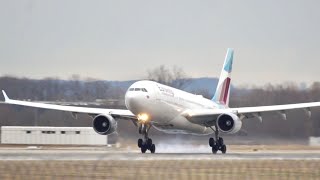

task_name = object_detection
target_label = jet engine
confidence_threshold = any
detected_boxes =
[216,113,242,134]
[92,114,117,135]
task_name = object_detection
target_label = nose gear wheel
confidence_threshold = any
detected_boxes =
[137,123,156,153]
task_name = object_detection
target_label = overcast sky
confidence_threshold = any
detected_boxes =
[0,0,319,86]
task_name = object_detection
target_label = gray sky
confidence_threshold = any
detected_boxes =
[0,0,320,85]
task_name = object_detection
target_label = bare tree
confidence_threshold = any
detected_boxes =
[147,65,190,89]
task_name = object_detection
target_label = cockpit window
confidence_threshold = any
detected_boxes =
[130,88,148,92]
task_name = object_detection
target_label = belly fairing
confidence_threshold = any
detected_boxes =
[152,115,214,135]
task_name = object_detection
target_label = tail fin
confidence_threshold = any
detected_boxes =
[212,48,234,106]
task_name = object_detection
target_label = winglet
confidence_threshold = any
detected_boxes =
[2,90,10,102]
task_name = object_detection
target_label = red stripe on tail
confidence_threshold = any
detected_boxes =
[222,78,231,104]
[219,78,231,104]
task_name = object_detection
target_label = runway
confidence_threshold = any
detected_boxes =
[0,146,319,179]
[0,148,319,161]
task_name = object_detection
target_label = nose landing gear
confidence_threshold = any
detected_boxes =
[137,123,155,153]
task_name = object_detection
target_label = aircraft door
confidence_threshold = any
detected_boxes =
[152,84,161,101]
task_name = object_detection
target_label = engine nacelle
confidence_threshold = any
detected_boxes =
[216,113,242,134]
[92,114,117,135]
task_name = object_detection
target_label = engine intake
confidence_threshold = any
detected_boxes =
[216,113,242,134]
[92,114,117,135]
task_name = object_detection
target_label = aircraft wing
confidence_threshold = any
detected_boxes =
[1,90,136,120]
[229,102,320,121]
[183,102,320,126]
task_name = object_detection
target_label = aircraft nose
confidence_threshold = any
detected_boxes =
[125,92,140,113]
[125,90,150,114]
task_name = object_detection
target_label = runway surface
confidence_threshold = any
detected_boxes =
[0,148,319,161]
[0,146,319,179]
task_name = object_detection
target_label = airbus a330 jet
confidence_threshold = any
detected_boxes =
[3,49,320,154]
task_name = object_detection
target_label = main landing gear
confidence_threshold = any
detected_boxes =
[137,123,155,153]
[209,125,227,154]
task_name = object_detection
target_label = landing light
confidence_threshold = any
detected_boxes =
[137,113,149,122]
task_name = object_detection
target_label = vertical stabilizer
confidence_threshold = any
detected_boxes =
[212,49,234,106]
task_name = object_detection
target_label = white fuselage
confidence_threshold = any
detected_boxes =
[125,80,223,135]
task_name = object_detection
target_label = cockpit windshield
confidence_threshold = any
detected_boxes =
[128,88,148,92]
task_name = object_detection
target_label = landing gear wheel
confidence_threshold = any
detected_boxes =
[209,127,226,154]
[218,137,224,146]
[212,145,218,154]
[221,144,227,154]
[141,145,147,153]
[209,137,215,147]
[146,138,153,148]
[150,144,156,153]
[137,123,156,153]
[138,139,143,148]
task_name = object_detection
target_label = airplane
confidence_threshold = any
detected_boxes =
[2,48,320,154]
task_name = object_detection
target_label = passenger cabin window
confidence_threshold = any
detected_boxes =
[42,131,55,134]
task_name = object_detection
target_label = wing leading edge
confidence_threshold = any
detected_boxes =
[1,90,136,120]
